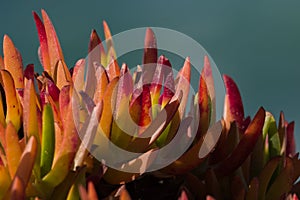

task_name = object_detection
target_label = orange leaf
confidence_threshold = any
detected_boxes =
[93,63,109,104]
[5,122,22,178]
[1,70,22,131]
[23,79,39,139]
[0,55,4,69]
[99,78,119,138]
[3,35,24,89]
[106,58,120,82]
[41,9,64,76]
[0,165,11,199]
[103,20,116,61]
[54,60,72,90]
[72,59,85,93]
[175,57,191,119]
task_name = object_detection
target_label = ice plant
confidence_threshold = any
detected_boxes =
[0,9,298,200]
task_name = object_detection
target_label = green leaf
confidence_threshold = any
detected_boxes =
[40,104,55,177]
[263,112,281,159]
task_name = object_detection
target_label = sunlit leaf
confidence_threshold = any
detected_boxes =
[54,60,72,90]
[143,28,157,84]
[223,75,244,129]
[5,122,22,178]
[175,57,191,119]
[0,165,11,199]
[23,79,39,138]
[72,59,85,93]
[99,77,119,139]
[198,72,210,138]
[103,20,116,63]
[13,136,37,190]
[202,55,216,123]
[33,11,51,73]
[263,112,281,159]
[159,56,174,108]
[1,71,22,132]
[106,57,120,82]
[0,56,4,69]
[93,62,109,105]
[41,9,64,76]
[3,35,24,89]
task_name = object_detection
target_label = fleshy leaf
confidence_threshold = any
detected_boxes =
[163,120,222,174]
[0,87,5,126]
[74,102,102,168]
[111,64,134,149]
[3,35,24,89]
[13,136,37,192]
[79,182,98,200]
[93,62,109,105]
[103,20,116,63]
[54,60,72,90]
[2,71,22,131]
[33,11,51,73]
[5,177,25,200]
[23,79,39,138]
[175,57,191,119]
[223,75,244,129]
[286,121,296,157]
[143,28,157,84]
[215,107,265,177]
[43,86,79,187]
[40,104,55,177]
[159,56,175,108]
[0,165,10,199]
[5,122,22,178]
[198,72,210,138]
[257,156,281,200]
[98,77,119,139]
[106,57,120,82]
[266,157,294,200]
[84,30,103,98]
[263,112,281,159]
[72,59,85,93]
[41,9,64,76]
[126,92,181,153]
[202,55,216,123]
[0,56,4,69]
[150,55,165,117]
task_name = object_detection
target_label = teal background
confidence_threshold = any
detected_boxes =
[0,1,299,151]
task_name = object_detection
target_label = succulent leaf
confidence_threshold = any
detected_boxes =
[1,70,22,131]
[40,104,55,177]
[223,75,244,129]
[3,35,24,89]
[41,9,64,76]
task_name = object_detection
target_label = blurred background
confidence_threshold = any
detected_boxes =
[0,0,299,151]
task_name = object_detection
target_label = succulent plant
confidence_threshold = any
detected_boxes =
[0,9,299,200]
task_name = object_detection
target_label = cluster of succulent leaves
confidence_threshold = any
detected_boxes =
[0,9,299,200]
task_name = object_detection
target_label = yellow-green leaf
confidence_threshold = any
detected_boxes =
[1,70,22,131]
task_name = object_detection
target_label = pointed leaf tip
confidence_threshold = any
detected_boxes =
[223,74,244,129]
[3,35,24,89]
